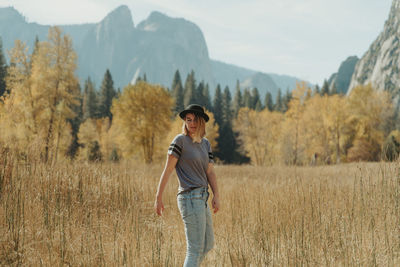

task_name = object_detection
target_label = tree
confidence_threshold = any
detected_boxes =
[243,88,252,109]
[111,81,173,163]
[264,92,273,111]
[82,77,98,120]
[321,79,330,95]
[346,84,393,161]
[232,80,243,117]
[202,83,212,111]
[98,69,116,120]
[171,70,184,114]
[274,89,282,112]
[251,87,261,110]
[281,89,292,113]
[235,107,283,165]
[30,27,80,162]
[213,84,223,126]
[0,37,7,98]
[183,70,197,107]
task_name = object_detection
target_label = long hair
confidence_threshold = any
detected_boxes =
[182,113,206,143]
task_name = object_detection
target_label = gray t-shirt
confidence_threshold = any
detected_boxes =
[168,134,214,194]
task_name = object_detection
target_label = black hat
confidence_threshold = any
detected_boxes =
[179,104,209,122]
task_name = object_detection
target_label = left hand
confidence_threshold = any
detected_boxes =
[212,195,220,214]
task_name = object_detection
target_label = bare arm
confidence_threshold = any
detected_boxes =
[154,154,178,216]
[206,163,220,213]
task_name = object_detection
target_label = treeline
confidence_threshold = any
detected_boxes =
[1,27,399,165]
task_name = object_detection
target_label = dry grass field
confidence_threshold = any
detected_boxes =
[1,152,399,266]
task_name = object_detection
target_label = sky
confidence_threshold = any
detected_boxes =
[0,0,394,85]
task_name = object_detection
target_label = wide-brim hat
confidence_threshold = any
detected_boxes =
[179,104,209,122]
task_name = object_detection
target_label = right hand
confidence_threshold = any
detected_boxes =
[154,199,164,216]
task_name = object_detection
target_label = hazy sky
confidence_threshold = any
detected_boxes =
[0,0,393,85]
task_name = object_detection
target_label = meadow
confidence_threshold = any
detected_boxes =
[1,152,399,266]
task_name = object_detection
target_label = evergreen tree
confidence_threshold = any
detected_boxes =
[222,86,232,123]
[243,88,252,109]
[264,92,273,111]
[232,80,243,117]
[143,73,147,82]
[196,81,205,106]
[171,70,184,114]
[281,89,292,113]
[274,89,283,112]
[251,87,261,109]
[255,100,262,112]
[0,37,7,98]
[98,69,116,120]
[202,83,212,111]
[82,77,98,120]
[213,84,223,126]
[321,79,330,95]
[183,70,197,107]
[67,82,83,159]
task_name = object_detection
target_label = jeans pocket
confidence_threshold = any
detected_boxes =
[177,198,192,219]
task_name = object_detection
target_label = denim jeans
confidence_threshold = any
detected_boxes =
[177,187,214,267]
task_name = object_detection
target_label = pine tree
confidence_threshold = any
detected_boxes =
[251,87,261,109]
[232,80,243,117]
[0,37,7,98]
[274,89,282,112]
[143,73,147,82]
[281,89,292,113]
[255,100,262,111]
[264,92,273,111]
[98,69,116,120]
[321,80,330,95]
[243,88,252,109]
[184,70,197,107]
[171,70,184,114]
[196,81,205,106]
[222,86,232,123]
[202,83,212,111]
[213,84,223,126]
[83,77,98,120]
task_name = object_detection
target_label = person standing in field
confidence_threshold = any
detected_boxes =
[155,104,220,267]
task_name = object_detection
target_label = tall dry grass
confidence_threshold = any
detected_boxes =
[1,150,399,266]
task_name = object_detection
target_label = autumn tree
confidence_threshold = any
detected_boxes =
[346,84,393,161]
[111,81,173,163]
[235,107,283,165]
[30,27,80,162]
[281,82,309,165]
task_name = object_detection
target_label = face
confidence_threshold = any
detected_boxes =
[185,113,198,135]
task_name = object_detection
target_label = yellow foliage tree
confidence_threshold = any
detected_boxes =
[235,107,283,166]
[346,84,393,161]
[30,26,80,162]
[111,81,173,163]
[281,82,309,165]
[77,117,117,161]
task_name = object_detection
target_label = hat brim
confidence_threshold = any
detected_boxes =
[179,110,209,122]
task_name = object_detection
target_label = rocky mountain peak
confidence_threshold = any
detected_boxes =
[100,5,134,29]
[348,0,400,98]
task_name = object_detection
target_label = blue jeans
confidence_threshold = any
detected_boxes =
[177,187,214,267]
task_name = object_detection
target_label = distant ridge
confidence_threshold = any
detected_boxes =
[0,5,307,96]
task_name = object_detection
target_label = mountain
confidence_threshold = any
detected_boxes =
[211,60,305,95]
[0,5,306,97]
[348,0,400,97]
[328,56,359,94]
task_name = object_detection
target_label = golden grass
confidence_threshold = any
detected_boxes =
[1,152,399,266]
